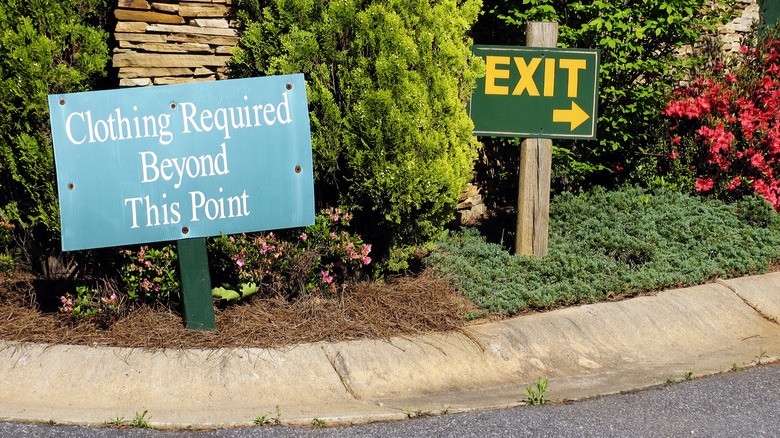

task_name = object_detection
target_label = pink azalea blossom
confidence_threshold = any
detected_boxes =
[694,178,715,192]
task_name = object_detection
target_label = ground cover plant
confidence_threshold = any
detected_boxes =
[426,186,780,317]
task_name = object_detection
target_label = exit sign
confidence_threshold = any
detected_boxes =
[469,45,600,139]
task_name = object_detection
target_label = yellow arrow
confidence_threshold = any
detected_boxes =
[552,101,590,130]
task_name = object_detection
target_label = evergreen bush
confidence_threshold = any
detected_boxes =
[230,0,483,269]
[0,0,111,255]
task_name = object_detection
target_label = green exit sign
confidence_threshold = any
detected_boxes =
[469,45,600,140]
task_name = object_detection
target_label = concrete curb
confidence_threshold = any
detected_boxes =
[1,273,779,429]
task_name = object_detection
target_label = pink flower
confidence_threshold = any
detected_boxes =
[236,258,245,267]
[694,178,715,192]
[669,149,678,160]
[300,233,307,241]
[321,270,334,284]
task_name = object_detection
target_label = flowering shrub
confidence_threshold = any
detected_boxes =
[59,285,118,319]
[304,207,372,294]
[209,232,293,299]
[209,207,372,299]
[120,245,179,304]
[663,36,780,208]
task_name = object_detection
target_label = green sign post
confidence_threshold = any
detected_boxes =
[469,45,600,140]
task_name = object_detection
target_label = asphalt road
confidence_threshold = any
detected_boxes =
[2,362,778,437]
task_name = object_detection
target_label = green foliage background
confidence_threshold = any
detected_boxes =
[0,0,111,252]
[230,0,483,268]
[474,0,736,191]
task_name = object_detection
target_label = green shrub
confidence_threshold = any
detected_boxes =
[230,0,483,269]
[427,186,780,315]
[478,0,735,190]
[0,0,110,252]
[0,220,17,277]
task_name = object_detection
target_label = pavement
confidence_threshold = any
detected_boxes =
[1,272,779,430]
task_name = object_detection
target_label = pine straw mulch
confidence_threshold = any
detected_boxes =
[0,270,479,350]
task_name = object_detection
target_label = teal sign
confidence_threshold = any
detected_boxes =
[48,74,315,251]
[469,45,600,139]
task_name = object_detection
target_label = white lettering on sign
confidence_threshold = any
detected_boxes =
[180,92,292,140]
[139,142,229,189]
[62,92,291,146]
[124,193,182,229]
[189,188,250,222]
[65,107,173,146]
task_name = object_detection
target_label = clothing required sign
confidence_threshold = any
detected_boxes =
[469,45,600,139]
[48,74,315,251]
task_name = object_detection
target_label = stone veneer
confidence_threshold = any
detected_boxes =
[113,0,239,87]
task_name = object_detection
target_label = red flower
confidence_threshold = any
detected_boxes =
[751,153,766,168]
[726,177,741,190]
[669,149,679,160]
[694,178,715,192]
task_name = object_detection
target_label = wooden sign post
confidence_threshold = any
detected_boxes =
[516,22,557,257]
[468,24,599,258]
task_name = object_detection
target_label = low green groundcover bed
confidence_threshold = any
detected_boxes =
[426,186,780,318]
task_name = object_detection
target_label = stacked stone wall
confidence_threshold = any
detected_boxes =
[113,0,239,87]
